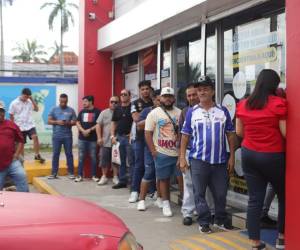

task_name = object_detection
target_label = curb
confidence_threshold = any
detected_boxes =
[32,177,61,196]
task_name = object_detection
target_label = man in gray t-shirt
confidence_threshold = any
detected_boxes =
[96,96,119,185]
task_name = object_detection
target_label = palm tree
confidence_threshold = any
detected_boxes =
[0,0,14,75]
[13,39,48,63]
[40,0,78,76]
[48,40,67,62]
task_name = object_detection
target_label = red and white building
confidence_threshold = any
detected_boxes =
[79,1,300,248]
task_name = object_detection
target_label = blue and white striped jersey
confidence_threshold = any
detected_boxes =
[181,104,234,164]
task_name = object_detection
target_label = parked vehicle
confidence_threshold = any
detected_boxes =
[0,191,142,250]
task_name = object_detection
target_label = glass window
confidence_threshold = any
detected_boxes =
[205,27,217,81]
[175,27,203,108]
[161,39,171,88]
[223,15,286,100]
[141,46,157,89]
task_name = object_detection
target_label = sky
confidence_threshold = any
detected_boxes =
[2,0,79,59]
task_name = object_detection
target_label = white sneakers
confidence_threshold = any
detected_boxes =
[137,200,146,211]
[162,200,173,217]
[92,176,100,182]
[112,176,119,185]
[98,176,108,185]
[75,176,83,182]
[155,197,163,209]
[128,192,139,203]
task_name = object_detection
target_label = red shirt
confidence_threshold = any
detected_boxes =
[236,96,287,152]
[0,120,24,171]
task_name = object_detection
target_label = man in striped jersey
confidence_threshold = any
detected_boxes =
[180,76,236,234]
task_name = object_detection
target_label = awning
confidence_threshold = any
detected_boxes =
[97,0,270,58]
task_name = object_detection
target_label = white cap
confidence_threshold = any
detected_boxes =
[161,87,175,96]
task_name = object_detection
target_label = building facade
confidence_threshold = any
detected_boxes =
[79,0,300,248]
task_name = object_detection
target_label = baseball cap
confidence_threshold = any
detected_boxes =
[161,87,175,96]
[0,101,5,111]
[195,76,214,88]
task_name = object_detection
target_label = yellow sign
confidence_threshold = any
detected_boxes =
[232,47,277,68]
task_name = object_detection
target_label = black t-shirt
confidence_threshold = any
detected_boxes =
[77,108,101,141]
[112,105,133,136]
[131,98,153,140]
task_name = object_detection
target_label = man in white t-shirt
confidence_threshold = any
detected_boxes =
[9,88,45,163]
[145,87,181,217]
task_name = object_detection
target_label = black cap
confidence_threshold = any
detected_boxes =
[194,76,214,88]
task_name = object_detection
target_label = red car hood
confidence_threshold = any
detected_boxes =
[0,191,128,238]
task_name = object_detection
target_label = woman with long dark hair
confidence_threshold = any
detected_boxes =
[236,69,287,250]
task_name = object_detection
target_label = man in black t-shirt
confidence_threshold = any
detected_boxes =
[111,89,134,189]
[75,96,101,182]
[129,80,153,203]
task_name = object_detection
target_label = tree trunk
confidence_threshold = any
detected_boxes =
[60,9,64,77]
[0,0,4,76]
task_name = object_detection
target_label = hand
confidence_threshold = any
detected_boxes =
[82,129,90,137]
[111,136,117,145]
[97,138,103,146]
[56,120,65,126]
[227,155,235,177]
[13,154,20,161]
[179,157,189,173]
[151,150,157,159]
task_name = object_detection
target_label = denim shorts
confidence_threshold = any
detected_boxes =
[154,152,178,180]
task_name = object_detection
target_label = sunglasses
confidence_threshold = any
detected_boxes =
[110,101,118,104]
[120,93,129,97]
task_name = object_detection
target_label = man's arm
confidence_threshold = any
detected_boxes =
[179,134,190,173]
[132,112,140,123]
[29,96,39,112]
[14,142,24,160]
[145,131,156,158]
[110,121,117,145]
[48,116,64,126]
[226,132,236,176]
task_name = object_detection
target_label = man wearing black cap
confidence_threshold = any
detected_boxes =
[0,101,29,192]
[75,95,101,182]
[180,76,236,233]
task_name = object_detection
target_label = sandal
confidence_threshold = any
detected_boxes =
[252,243,266,250]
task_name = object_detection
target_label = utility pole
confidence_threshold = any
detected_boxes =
[0,0,4,76]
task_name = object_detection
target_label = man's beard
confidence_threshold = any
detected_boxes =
[161,102,174,110]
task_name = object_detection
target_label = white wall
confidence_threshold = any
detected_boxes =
[114,0,147,18]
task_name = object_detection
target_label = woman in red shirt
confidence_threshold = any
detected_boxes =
[236,69,286,250]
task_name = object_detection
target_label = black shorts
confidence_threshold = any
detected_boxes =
[99,147,112,167]
[22,127,37,144]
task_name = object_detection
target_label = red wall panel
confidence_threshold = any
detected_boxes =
[286,0,300,248]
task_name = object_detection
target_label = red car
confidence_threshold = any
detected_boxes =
[0,191,142,250]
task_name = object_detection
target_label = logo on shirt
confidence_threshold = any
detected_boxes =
[83,113,95,122]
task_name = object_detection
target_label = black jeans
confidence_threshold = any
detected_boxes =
[241,147,285,240]
[190,159,228,226]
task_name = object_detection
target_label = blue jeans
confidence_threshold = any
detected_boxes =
[242,147,285,240]
[78,139,97,177]
[190,159,228,226]
[131,139,145,192]
[143,144,155,182]
[0,160,29,192]
[117,135,134,184]
[52,136,74,175]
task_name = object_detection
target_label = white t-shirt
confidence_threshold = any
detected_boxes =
[145,106,181,157]
[9,97,35,131]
